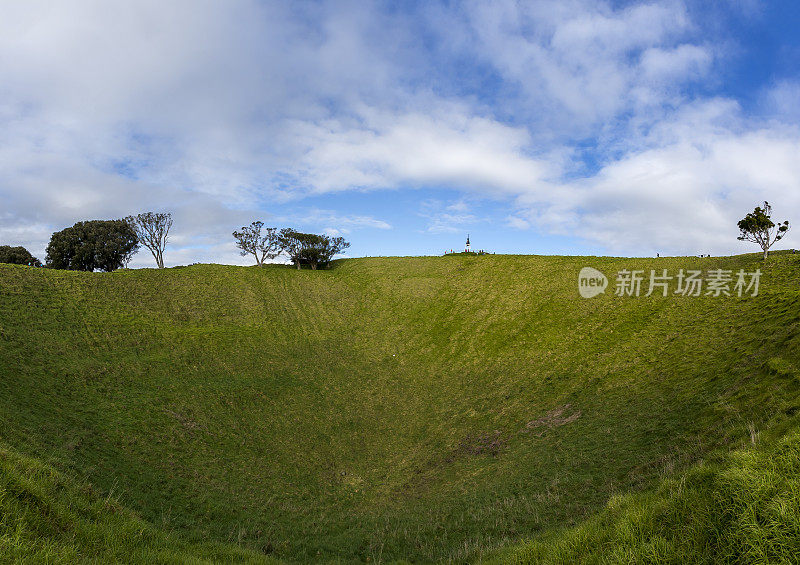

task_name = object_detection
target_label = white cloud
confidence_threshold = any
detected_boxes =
[447,199,470,213]
[506,216,531,230]
[1,0,798,263]
[294,209,392,231]
[455,0,709,133]
[418,198,482,234]
[761,80,800,124]
[0,1,404,263]
[513,104,800,255]
[640,44,713,82]
[288,107,557,195]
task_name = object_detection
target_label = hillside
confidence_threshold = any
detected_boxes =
[1,253,799,562]
[0,439,271,563]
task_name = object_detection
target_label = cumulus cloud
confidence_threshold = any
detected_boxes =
[0,0,404,264]
[451,0,711,133]
[514,102,800,255]
[0,0,798,263]
[287,107,557,195]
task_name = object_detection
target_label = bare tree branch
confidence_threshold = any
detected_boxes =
[233,221,280,266]
[126,212,173,268]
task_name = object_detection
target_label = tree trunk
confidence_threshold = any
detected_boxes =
[763,247,769,261]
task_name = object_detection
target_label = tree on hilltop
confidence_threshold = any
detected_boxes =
[303,233,350,270]
[0,245,42,267]
[737,201,790,260]
[46,220,139,271]
[233,221,280,266]
[126,212,173,268]
[276,228,303,269]
[277,229,349,270]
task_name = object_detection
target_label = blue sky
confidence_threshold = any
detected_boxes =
[1,0,799,266]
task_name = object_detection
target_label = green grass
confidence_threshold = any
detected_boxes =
[490,424,800,564]
[1,252,799,562]
[0,440,272,563]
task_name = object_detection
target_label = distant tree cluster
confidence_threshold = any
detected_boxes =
[0,245,42,267]
[4,200,787,273]
[16,211,174,272]
[4,212,351,273]
[233,223,350,269]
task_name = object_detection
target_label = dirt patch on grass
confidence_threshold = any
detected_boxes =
[523,404,582,437]
[396,405,582,497]
[450,430,505,459]
[396,430,507,497]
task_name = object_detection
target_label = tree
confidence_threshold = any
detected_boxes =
[0,245,42,267]
[305,234,350,270]
[737,201,790,260]
[277,229,350,270]
[126,212,172,268]
[46,220,139,271]
[277,228,303,269]
[295,232,328,270]
[232,221,280,266]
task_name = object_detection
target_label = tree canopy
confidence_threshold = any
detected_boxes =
[46,220,139,271]
[737,201,790,260]
[277,229,350,270]
[232,221,280,266]
[0,245,42,267]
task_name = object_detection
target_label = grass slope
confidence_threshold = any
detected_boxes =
[1,253,799,562]
[492,425,800,564]
[0,440,272,563]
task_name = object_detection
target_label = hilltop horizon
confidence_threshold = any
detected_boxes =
[2,2,800,266]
